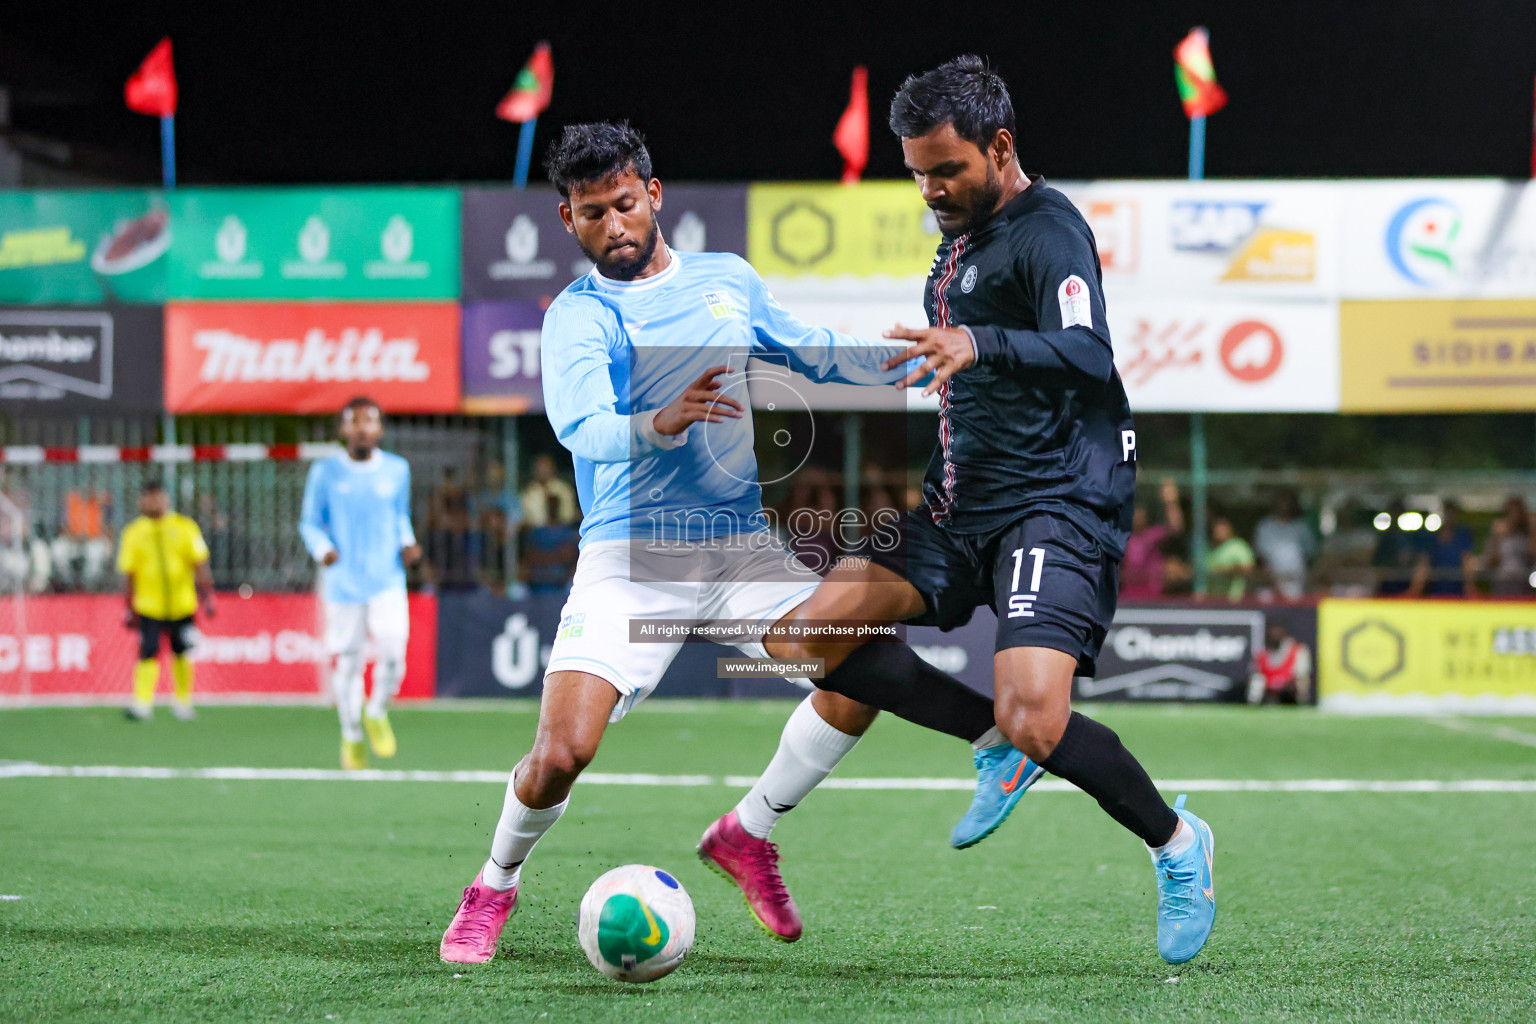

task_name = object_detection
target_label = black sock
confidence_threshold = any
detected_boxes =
[1040,711,1178,847]
[816,641,996,743]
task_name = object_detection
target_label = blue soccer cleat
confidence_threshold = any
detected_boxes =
[950,743,1044,849]
[1153,794,1216,964]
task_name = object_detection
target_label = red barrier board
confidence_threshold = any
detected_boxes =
[0,592,436,699]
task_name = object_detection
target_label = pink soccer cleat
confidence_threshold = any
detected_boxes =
[698,811,803,942]
[439,871,519,963]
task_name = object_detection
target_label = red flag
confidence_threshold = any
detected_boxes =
[125,37,177,118]
[1174,28,1226,119]
[833,66,869,184]
[496,42,554,123]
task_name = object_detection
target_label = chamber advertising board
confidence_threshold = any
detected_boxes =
[0,305,163,414]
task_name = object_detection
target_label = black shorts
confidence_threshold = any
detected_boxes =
[868,508,1119,676]
[138,616,195,660]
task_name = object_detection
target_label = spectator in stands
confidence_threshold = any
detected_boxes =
[1410,499,1478,597]
[1315,503,1379,596]
[1202,514,1255,601]
[52,488,115,591]
[1482,495,1534,596]
[1121,478,1184,600]
[1371,499,1420,596]
[1247,622,1313,705]
[1253,491,1317,600]
[520,454,578,528]
[475,460,521,589]
[427,466,479,590]
[519,493,578,597]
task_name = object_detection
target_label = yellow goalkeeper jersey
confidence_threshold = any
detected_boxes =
[117,512,209,621]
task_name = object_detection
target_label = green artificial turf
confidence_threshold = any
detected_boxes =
[2,703,1534,1023]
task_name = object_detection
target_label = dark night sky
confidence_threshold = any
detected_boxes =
[6,0,1536,185]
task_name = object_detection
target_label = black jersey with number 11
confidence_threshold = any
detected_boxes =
[920,175,1137,557]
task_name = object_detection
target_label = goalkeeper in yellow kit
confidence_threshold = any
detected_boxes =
[117,478,216,720]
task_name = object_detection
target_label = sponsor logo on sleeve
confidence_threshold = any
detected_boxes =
[1058,275,1092,328]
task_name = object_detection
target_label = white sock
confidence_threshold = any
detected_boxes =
[1147,819,1195,859]
[333,652,365,744]
[734,695,861,840]
[482,768,568,891]
[971,725,1006,751]
[366,654,405,719]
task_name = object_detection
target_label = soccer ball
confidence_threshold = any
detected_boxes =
[577,864,696,983]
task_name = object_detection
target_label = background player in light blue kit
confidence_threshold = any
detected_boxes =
[299,396,422,769]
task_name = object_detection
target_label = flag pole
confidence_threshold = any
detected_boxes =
[160,114,176,189]
[514,116,537,190]
[1187,114,1205,181]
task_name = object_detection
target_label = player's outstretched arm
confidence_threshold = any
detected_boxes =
[741,262,912,386]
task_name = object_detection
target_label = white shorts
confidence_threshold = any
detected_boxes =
[324,587,410,660]
[545,536,821,720]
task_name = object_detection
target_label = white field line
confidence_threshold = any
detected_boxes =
[0,762,1533,792]
[1428,716,1536,749]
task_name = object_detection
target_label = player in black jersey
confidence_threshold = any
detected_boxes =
[703,56,1216,966]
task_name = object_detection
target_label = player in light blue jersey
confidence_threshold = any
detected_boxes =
[441,123,1006,964]
[299,396,421,770]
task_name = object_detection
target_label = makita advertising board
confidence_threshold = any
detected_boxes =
[163,302,461,413]
[460,185,748,302]
[1075,603,1319,703]
[0,305,163,414]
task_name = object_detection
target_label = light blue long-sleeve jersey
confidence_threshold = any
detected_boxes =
[299,450,416,604]
[542,249,908,546]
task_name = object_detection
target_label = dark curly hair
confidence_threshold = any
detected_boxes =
[888,55,1016,151]
[543,121,653,198]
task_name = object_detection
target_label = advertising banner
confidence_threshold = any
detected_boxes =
[1339,299,1536,412]
[433,589,789,699]
[0,191,168,304]
[168,188,459,299]
[461,300,546,414]
[0,305,163,414]
[1060,181,1340,301]
[1317,598,1536,713]
[0,592,436,699]
[1338,180,1536,299]
[747,182,939,278]
[1074,603,1318,703]
[1110,298,1340,411]
[164,302,461,413]
[461,185,747,302]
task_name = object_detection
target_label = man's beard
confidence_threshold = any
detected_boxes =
[582,215,661,281]
[933,165,1005,237]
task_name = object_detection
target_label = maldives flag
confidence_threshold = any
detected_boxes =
[1174,27,1227,119]
[125,37,178,117]
[496,42,554,123]
[833,66,869,184]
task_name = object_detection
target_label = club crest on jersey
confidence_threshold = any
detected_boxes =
[702,291,740,319]
[1057,275,1092,328]
[960,265,978,293]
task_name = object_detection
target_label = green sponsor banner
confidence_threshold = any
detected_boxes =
[169,188,460,299]
[0,191,170,303]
